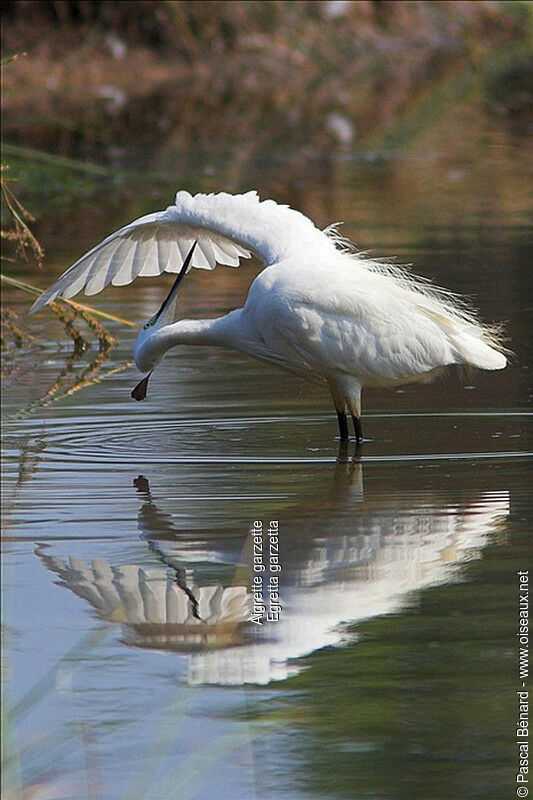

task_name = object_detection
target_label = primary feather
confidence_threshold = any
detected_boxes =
[30,191,334,312]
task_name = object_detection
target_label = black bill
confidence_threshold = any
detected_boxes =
[153,240,198,323]
[130,241,198,402]
[131,371,153,401]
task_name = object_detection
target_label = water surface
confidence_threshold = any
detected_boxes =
[2,105,532,799]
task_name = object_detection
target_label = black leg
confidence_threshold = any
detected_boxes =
[336,439,350,463]
[336,410,349,441]
[351,415,363,445]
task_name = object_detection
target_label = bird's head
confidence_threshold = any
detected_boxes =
[131,241,197,400]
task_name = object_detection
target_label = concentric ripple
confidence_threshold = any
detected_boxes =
[2,410,531,468]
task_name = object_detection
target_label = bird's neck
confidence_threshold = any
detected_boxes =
[164,310,241,347]
[134,310,246,373]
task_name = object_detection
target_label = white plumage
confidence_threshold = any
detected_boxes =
[36,482,510,683]
[29,190,326,307]
[31,190,507,442]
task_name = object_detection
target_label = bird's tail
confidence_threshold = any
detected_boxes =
[450,330,507,370]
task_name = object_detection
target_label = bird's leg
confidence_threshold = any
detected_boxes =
[328,379,351,442]
[336,438,350,463]
[336,410,349,441]
[351,414,364,445]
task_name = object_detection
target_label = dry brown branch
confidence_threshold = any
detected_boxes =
[1,166,45,266]
[1,308,35,350]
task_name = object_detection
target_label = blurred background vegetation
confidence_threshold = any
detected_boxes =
[2,1,531,206]
[2,1,532,153]
[1,1,532,335]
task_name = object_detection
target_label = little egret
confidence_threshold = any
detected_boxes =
[31,191,507,442]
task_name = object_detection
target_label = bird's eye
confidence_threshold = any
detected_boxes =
[143,318,155,330]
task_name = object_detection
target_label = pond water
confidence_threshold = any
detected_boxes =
[2,102,532,799]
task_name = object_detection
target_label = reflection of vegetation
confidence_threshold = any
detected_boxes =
[1,275,133,415]
[1,272,132,414]
[0,307,34,350]
[1,624,111,800]
[8,340,132,421]
[245,525,526,800]
[16,432,46,486]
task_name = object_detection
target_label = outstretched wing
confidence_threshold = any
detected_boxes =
[30,190,334,312]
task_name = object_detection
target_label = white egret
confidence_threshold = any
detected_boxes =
[31,190,507,442]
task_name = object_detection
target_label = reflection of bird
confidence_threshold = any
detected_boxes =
[31,191,507,442]
[35,547,252,652]
[36,472,509,686]
[34,474,253,652]
[186,472,509,686]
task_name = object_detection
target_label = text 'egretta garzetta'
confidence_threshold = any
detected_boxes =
[31,190,507,443]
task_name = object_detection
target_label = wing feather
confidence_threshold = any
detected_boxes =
[62,264,93,299]
[193,242,213,270]
[109,238,143,286]
[211,240,239,266]
[30,191,335,312]
[116,234,155,286]
[176,236,196,267]
[141,237,172,277]
[198,238,217,269]
[84,246,122,295]
[86,240,127,294]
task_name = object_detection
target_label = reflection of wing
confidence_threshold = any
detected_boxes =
[30,191,335,310]
[36,468,510,685]
[187,491,509,685]
[36,550,252,651]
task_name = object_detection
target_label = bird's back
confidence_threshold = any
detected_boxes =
[239,253,506,385]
